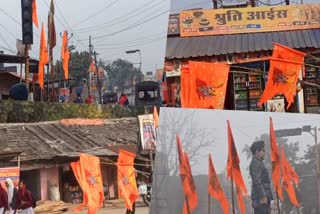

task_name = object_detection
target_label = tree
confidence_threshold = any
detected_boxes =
[103,59,143,92]
[68,51,91,86]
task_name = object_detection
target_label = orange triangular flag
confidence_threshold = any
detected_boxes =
[117,150,139,211]
[208,154,229,214]
[226,120,247,214]
[176,135,198,214]
[269,117,283,200]
[153,106,159,128]
[38,23,49,89]
[280,146,300,207]
[61,31,70,80]
[32,0,39,28]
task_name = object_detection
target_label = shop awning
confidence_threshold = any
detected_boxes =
[166,29,320,59]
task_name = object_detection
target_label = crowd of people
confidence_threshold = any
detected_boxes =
[0,180,35,214]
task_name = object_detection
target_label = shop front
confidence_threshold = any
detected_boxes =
[164,4,320,112]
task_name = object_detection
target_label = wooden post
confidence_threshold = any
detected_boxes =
[24,45,30,92]
[276,187,281,214]
[20,63,23,83]
[231,176,235,214]
[185,196,191,214]
[208,194,210,214]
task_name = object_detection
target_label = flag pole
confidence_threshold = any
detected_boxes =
[185,196,191,214]
[208,194,210,214]
[231,173,235,214]
[276,187,281,214]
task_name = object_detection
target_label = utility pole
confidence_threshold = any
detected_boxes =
[89,35,93,97]
[212,0,218,9]
[94,51,102,104]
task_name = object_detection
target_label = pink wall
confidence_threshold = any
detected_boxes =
[40,167,59,200]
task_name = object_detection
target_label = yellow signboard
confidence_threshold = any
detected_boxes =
[180,4,320,37]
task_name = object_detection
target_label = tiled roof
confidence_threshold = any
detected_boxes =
[0,118,138,161]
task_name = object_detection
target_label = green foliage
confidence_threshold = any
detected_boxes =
[70,51,91,83]
[0,100,138,123]
[101,59,143,91]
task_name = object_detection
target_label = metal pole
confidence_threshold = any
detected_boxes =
[315,126,320,214]
[24,45,30,92]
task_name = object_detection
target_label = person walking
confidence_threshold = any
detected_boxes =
[17,181,34,214]
[5,178,17,214]
[0,183,8,214]
[249,141,273,214]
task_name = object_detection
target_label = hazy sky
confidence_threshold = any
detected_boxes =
[0,0,170,74]
[170,0,319,12]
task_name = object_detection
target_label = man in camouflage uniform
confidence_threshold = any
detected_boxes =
[249,141,273,214]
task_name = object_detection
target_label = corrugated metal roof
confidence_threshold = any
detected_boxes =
[166,29,320,59]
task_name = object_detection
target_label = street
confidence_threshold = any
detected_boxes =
[76,207,149,214]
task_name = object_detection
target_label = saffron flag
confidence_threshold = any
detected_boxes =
[61,31,70,80]
[269,117,283,200]
[70,154,104,214]
[153,106,159,128]
[258,44,306,108]
[181,61,230,109]
[38,23,49,89]
[208,154,229,214]
[89,56,96,73]
[70,161,88,212]
[176,135,198,214]
[280,146,300,207]
[32,0,39,28]
[180,65,190,107]
[226,120,247,214]
[48,0,56,49]
[117,150,139,211]
[272,43,306,63]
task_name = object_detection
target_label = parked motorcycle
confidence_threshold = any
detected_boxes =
[138,182,152,206]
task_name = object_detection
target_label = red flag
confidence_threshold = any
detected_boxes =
[38,23,49,89]
[176,135,198,214]
[61,31,70,80]
[269,117,283,200]
[226,120,247,214]
[117,150,139,211]
[153,106,159,128]
[181,61,230,109]
[208,154,229,214]
[48,0,56,49]
[280,146,300,207]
